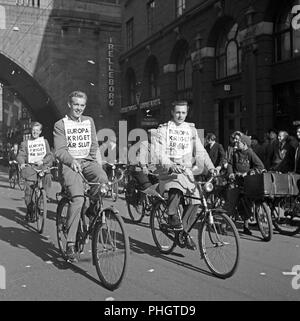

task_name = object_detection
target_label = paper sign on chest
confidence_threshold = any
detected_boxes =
[166,122,192,159]
[63,118,92,159]
[28,137,46,164]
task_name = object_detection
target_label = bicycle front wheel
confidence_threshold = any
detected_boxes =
[199,211,240,279]
[56,197,70,259]
[150,200,176,254]
[92,208,130,290]
[35,189,47,234]
[255,201,273,242]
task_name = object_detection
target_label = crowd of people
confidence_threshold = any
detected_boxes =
[5,90,300,261]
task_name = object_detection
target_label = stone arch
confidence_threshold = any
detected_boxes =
[0,52,60,144]
[169,38,189,64]
[0,5,6,30]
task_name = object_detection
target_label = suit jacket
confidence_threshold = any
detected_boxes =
[270,141,295,173]
[205,142,225,167]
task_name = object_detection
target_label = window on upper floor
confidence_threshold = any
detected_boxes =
[176,0,186,18]
[216,22,241,79]
[147,0,156,36]
[126,18,134,50]
[0,6,6,30]
[176,44,193,102]
[274,0,300,62]
[126,68,136,105]
[145,56,160,99]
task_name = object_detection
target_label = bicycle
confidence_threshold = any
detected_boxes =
[56,171,130,290]
[210,173,273,242]
[103,161,125,202]
[25,166,56,234]
[9,161,25,190]
[150,174,240,279]
[125,168,158,223]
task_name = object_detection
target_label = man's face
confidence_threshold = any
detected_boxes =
[234,135,243,149]
[13,145,18,152]
[269,131,277,140]
[31,126,42,139]
[278,132,286,143]
[171,104,188,125]
[68,96,86,119]
[297,128,300,140]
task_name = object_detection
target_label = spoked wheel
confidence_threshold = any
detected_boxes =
[18,176,25,191]
[56,197,70,259]
[34,189,47,234]
[272,197,300,236]
[92,208,130,290]
[125,180,145,223]
[255,201,273,241]
[199,211,240,279]
[111,180,119,202]
[9,176,16,189]
[150,200,176,254]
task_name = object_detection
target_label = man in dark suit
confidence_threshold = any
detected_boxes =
[270,131,295,173]
[294,126,300,174]
[205,133,225,171]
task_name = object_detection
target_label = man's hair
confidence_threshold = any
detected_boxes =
[171,100,189,111]
[278,130,289,138]
[68,91,87,104]
[31,121,43,130]
[206,133,216,141]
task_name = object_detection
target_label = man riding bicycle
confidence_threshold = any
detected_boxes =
[154,100,216,249]
[9,143,20,181]
[225,132,265,235]
[53,91,108,262]
[17,122,53,221]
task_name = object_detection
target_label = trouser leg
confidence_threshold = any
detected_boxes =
[182,204,199,233]
[62,165,85,244]
[167,188,182,216]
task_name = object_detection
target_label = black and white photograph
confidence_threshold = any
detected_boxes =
[0,0,300,304]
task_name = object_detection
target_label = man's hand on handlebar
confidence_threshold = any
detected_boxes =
[209,168,218,177]
[71,159,82,173]
[169,164,185,174]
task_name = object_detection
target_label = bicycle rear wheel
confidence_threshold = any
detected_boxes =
[255,201,273,241]
[125,180,145,223]
[92,208,130,290]
[111,180,119,202]
[18,172,25,191]
[9,175,16,189]
[150,200,176,254]
[35,189,47,234]
[272,197,300,236]
[56,197,70,259]
[199,211,240,279]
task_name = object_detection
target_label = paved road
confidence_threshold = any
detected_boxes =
[0,165,300,301]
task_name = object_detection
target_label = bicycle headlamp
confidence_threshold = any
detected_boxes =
[100,184,109,194]
[204,182,214,193]
[38,171,45,177]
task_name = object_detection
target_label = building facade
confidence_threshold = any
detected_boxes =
[119,0,300,146]
[0,0,122,148]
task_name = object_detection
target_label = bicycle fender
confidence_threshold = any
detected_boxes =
[210,207,227,214]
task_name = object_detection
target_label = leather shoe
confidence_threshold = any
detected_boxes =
[66,243,77,263]
[243,226,252,236]
[168,215,183,230]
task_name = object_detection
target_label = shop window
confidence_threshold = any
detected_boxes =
[274,0,300,61]
[216,23,241,79]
